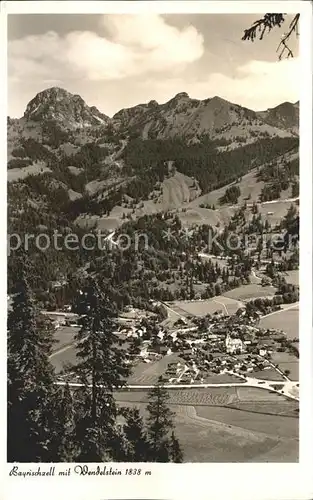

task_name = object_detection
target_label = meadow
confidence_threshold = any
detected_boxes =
[250,368,285,381]
[128,354,183,385]
[223,283,276,301]
[171,296,241,317]
[115,386,298,462]
[271,352,299,381]
[259,305,299,339]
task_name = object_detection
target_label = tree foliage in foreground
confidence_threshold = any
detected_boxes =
[242,13,299,59]
[72,277,130,461]
[146,376,184,462]
[7,271,184,462]
[7,256,56,461]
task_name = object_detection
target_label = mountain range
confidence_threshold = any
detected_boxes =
[10,86,299,140]
[7,86,299,237]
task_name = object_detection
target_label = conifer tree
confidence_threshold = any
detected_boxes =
[50,383,77,461]
[170,431,184,463]
[73,385,112,461]
[146,376,176,462]
[73,277,130,461]
[7,257,56,462]
[121,407,151,461]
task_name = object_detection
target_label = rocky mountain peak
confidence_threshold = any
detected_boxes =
[148,99,159,108]
[173,92,190,100]
[23,86,110,128]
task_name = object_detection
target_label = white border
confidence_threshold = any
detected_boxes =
[1,2,313,500]
[298,2,313,471]
[1,0,309,14]
[0,1,8,498]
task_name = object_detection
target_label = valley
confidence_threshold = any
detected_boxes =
[7,86,300,463]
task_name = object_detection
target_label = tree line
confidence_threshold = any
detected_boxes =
[8,256,183,462]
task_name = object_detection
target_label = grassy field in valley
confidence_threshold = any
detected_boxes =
[196,404,298,439]
[223,283,276,301]
[284,270,299,286]
[128,354,183,385]
[114,386,298,462]
[171,296,241,317]
[200,373,245,384]
[270,352,299,381]
[259,305,299,339]
[250,368,285,381]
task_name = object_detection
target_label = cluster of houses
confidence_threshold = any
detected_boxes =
[109,305,286,382]
[45,296,289,384]
[41,308,80,330]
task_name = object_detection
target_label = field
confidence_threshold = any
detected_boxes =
[7,162,51,182]
[114,385,296,407]
[284,270,299,286]
[195,403,298,436]
[178,206,235,228]
[77,171,203,229]
[188,169,264,208]
[52,326,77,351]
[115,387,238,406]
[50,343,77,373]
[275,362,298,381]
[115,386,298,462]
[68,189,82,201]
[223,283,276,301]
[250,368,285,381]
[161,172,201,209]
[229,400,298,417]
[257,200,297,226]
[259,305,299,339]
[128,354,183,385]
[270,352,299,381]
[75,214,123,231]
[171,296,241,317]
[200,373,245,384]
[186,165,294,209]
[49,325,79,373]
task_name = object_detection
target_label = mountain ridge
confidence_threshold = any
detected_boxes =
[7,85,299,235]
[256,101,299,135]
[10,86,299,140]
[7,85,299,301]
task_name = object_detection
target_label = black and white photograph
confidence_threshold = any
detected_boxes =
[6,3,308,470]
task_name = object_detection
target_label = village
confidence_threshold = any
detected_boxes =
[116,303,298,384]
[45,297,298,388]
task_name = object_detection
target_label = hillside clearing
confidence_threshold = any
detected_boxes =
[178,206,235,228]
[223,284,276,301]
[188,168,264,208]
[171,297,242,317]
[7,162,51,182]
[161,172,201,209]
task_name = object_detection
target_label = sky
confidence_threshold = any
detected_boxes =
[7,13,299,118]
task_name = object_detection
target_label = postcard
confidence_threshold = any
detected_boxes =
[2,1,312,500]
